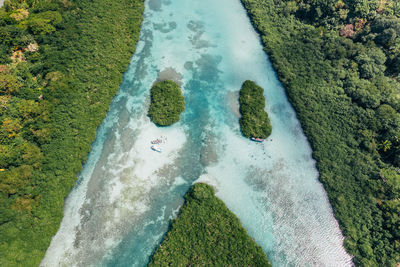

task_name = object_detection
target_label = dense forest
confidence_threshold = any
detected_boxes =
[0,0,144,265]
[239,80,272,138]
[240,0,400,265]
[148,80,185,126]
[149,183,272,266]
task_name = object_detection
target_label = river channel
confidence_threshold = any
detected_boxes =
[41,0,353,266]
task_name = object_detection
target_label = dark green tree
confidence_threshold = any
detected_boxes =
[148,80,185,126]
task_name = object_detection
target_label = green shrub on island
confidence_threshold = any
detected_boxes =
[148,80,185,126]
[149,183,272,267]
[239,80,272,139]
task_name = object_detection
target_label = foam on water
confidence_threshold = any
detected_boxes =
[41,0,353,266]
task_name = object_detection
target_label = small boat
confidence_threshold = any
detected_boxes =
[151,139,162,144]
[251,137,264,142]
[151,145,162,152]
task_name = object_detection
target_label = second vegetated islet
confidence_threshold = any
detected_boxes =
[148,80,185,126]
[239,80,272,139]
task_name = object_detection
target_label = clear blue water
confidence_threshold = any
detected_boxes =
[41,0,353,266]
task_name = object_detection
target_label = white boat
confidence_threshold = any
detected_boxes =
[151,145,162,152]
[251,137,264,142]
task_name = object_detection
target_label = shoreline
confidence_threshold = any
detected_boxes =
[0,0,145,265]
[239,0,354,261]
[239,0,400,265]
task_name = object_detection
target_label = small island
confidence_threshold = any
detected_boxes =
[239,80,272,140]
[149,183,271,266]
[148,80,185,126]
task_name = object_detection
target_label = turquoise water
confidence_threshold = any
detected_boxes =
[41,0,353,266]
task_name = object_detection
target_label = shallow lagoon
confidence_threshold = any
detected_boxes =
[42,0,353,266]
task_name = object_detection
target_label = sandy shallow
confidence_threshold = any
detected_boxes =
[41,108,187,266]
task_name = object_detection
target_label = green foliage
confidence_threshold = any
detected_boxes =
[240,0,400,265]
[148,80,185,126]
[0,0,144,265]
[0,68,23,94]
[356,47,386,79]
[381,168,400,196]
[25,16,55,35]
[239,80,272,139]
[382,199,400,241]
[20,11,63,36]
[149,183,272,267]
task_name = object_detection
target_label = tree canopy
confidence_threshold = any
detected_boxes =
[148,80,185,126]
[149,183,272,267]
[239,80,272,139]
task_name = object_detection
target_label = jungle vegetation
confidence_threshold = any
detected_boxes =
[239,80,272,139]
[0,0,144,265]
[240,0,400,265]
[148,80,185,126]
[148,183,272,267]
